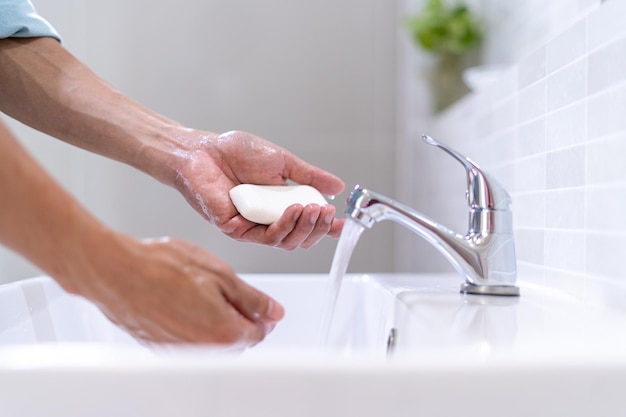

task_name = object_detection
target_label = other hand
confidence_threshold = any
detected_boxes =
[69,233,285,346]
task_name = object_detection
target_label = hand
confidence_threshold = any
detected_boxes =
[0,118,283,347]
[69,233,285,346]
[172,130,346,250]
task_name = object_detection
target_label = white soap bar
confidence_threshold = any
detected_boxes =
[229,184,328,225]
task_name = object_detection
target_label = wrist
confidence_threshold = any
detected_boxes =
[131,124,219,188]
[51,213,121,296]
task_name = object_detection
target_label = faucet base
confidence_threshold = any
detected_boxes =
[460,282,520,297]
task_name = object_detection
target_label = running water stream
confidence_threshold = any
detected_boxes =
[318,219,366,345]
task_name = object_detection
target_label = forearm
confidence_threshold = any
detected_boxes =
[0,120,112,292]
[0,37,195,187]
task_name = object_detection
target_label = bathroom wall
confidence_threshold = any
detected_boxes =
[398,0,626,306]
[0,1,399,283]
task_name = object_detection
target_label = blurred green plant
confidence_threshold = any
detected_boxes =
[405,0,483,112]
[405,0,482,55]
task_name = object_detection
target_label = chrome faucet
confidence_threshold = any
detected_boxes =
[346,135,519,296]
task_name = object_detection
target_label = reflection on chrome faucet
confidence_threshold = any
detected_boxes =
[345,135,519,296]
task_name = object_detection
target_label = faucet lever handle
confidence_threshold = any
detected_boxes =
[422,135,511,211]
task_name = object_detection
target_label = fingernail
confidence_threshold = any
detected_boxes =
[266,299,285,321]
[324,212,334,224]
[264,321,278,335]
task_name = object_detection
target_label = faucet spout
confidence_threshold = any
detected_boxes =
[345,136,519,296]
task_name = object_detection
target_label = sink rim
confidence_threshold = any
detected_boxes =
[3,272,626,367]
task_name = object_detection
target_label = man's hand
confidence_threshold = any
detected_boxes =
[172,130,345,250]
[70,234,285,346]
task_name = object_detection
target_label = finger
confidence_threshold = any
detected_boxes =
[262,204,304,246]
[299,204,336,248]
[328,217,346,238]
[98,305,184,345]
[229,204,301,245]
[282,152,345,196]
[276,203,322,250]
[183,295,272,346]
[236,205,343,246]
[222,307,274,347]
[221,275,285,324]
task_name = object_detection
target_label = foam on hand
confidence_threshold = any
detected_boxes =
[229,184,328,225]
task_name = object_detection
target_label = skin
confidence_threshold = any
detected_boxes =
[174,129,345,249]
[0,37,346,346]
[0,120,284,345]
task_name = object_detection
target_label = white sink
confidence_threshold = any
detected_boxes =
[0,274,395,355]
[2,273,626,417]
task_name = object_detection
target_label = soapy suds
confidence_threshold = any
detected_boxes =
[318,219,365,345]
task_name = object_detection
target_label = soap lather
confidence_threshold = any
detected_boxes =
[229,184,328,225]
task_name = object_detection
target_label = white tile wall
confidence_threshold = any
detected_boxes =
[547,59,587,112]
[518,80,546,123]
[546,20,587,74]
[401,0,626,307]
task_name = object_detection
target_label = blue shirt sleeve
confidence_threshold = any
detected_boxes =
[0,0,61,41]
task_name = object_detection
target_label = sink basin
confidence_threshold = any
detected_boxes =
[0,274,395,355]
[2,273,626,417]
